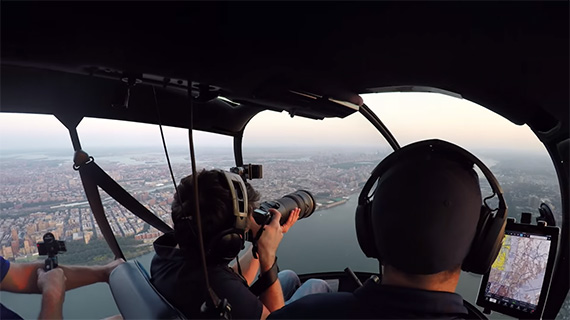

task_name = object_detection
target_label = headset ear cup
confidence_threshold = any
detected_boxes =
[477,210,506,274]
[462,206,507,274]
[207,229,244,262]
[355,201,379,259]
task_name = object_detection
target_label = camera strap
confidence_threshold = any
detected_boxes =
[251,227,265,259]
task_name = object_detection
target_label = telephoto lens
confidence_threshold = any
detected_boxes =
[254,190,316,225]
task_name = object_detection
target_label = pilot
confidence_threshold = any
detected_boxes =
[0,256,123,319]
[269,140,506,319]
[150,169,330,320]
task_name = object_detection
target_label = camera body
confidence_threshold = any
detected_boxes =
[252,190,316,226]
[37,232,66,271]
[37,232,67,256]
[253,201,281,226]
[230,164,263,180]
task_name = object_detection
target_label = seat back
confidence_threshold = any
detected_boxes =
[109,260,185,319]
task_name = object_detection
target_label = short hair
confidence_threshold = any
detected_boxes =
[171,169,260,248]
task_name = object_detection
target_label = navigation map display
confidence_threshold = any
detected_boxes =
[477,221,559,319]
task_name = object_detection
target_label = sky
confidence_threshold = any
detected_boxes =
[0,92,547,155]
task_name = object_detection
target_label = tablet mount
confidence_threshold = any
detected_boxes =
[477,211,560,319]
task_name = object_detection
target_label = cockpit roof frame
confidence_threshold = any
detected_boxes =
[1,2,567,140]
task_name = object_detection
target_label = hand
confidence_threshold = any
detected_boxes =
[37,268,66,319]
[37,268,66,300]
[256,209,283,272]
[281,207,300,234]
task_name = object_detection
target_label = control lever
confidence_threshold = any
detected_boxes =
[344,267,363,287]
[537,203,556,227]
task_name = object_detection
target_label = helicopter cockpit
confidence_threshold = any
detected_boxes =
[1,2,568,319]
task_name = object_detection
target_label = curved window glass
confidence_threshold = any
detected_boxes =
[242,108,391,274]
[243,91,563,317]
[365,92,562,225]
[2,90,565,318]
[364,92,563,317]
[0,113,234,319]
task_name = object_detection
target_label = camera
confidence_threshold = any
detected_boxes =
[230,164,263,180]
[37,232,67,256]
[253,190,316,226]
[37,232,66,270]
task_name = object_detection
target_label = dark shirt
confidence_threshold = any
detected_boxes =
[150,233,263,319]
[1,256,24,320]
[269,278,469,319]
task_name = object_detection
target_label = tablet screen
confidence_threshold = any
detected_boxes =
[477,222,559,318]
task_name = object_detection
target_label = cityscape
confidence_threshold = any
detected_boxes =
[0,147,382,261]
[0,147,563,264]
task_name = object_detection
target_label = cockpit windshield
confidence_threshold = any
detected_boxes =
[0,91,566,318]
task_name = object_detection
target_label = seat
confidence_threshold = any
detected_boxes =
[109,260,185,319]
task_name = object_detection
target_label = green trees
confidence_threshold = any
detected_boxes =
[56,237,154,265]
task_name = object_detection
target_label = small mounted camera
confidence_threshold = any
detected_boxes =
[37,232,66,271]
[230,164,263,180]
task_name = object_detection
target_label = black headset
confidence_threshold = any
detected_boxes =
[355,139,507,275]
[175,170,249,263]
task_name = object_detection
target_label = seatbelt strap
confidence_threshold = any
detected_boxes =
[74,151,125,260]
[74,150,174,234]
[57,117,126,260]
[61,119,174,262]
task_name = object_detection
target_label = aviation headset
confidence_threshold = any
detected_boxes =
[355,139,507,275]
[175,170,249,263]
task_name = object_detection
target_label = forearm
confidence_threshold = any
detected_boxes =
[58,265,108,290]
[253,208,286,314]
[259,279,285,312]
[0,262,43,293]
[258,253,284,312]
[230,246,260,285]
[38,290,64,320]
[2,259,121,294]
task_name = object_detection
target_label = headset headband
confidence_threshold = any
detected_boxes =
[361,139,506,218]
[219,170,249,231]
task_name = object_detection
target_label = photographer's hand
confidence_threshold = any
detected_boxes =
[257,209,283,272]
[37,268,66,320]
[281,207,300,234]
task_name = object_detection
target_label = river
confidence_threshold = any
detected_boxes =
[1,194,504,319]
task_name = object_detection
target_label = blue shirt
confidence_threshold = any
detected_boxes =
[1,256,24,320]
[270,278,469,319]
[1,256,10,280]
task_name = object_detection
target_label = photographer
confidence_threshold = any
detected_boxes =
[0,256,123,319]
[150,169,330,319]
